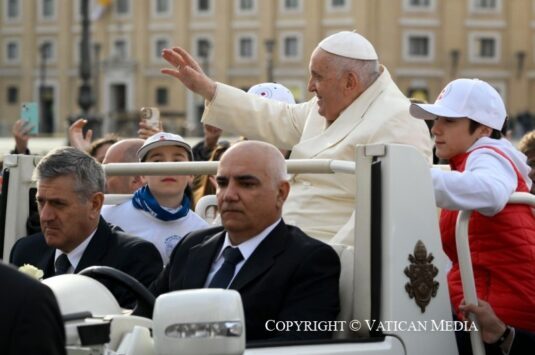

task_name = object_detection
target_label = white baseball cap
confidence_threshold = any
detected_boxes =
[137,132,193,161]
[410,78,507,130]
[318,31,378,60]
[247,82,296,104]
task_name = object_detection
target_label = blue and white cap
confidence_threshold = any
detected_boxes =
[137,132,193,161]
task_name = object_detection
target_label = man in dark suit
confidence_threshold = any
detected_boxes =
[9,147,163,307]
[151,141,340,342]
[0,262,66,355]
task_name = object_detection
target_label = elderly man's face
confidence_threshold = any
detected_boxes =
[216,146,285,243]
[307,48,349,123]
[37,175,102,253]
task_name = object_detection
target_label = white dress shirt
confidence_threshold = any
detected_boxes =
[203,218,281,288]
[54,228,97,274]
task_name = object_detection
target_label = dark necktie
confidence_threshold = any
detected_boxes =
[208,246,244,289]
[55,253,71,275]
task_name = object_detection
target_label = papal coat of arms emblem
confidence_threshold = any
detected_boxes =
[404,240,440,313]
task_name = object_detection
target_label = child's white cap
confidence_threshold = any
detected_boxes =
[410,78,507,130]
[247,83,296,104]
[137,132,193,161]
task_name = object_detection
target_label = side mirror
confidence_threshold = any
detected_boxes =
[153,289,245,355]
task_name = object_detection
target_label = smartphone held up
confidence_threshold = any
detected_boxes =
[140,107,160,129]
[21,102,39,135]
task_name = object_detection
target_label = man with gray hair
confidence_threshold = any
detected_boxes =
[151,141,340,342]
[10,147,163,307]
[160,30,432,245]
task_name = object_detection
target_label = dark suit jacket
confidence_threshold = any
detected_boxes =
[151,220,341,342]
[0,262,66,355]
[9,217,163,308]
[510,328,535,354]
[457,326,535,355]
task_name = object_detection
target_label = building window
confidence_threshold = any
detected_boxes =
[156,0,169,13]
[470,0,501,13]
[280,0,301,13]
[409,36,429,56]
[235,0,256,14]
[279,33,302,61]
[239,0,254,10]
[239,37,253,58]
[156,87,168,106]
[469,32,500,63]
[7,0,20,18]
[478,38,496,57]
[332,0,345,7]
[115,0,130,15]
[403,31,434,62]
[198,0,210,12]
[326,0,349,12]
[155,38,169,59]
[6,41,19,61]
[284,36,298,57]
[112,39,128,58]
[404,0,435,11]
[42,0,54,18]
[7,86,19,104]
[410,0,430,5]
[474,0,497,9]
[284,0,299,9]
[196,38,211,59]
[41,41,53,60]
[235,34,256,62]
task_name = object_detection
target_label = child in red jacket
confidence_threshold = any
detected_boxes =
[411,78,535,333]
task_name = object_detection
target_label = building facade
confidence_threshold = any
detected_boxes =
[0,0,534,137]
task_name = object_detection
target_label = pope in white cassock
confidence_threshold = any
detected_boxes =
[160,31,433,245]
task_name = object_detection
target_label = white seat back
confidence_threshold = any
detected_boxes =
[330,243,355,339]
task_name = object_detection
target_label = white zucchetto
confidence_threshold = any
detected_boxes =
[317,31,378,60]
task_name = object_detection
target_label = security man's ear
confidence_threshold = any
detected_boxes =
[276,181,290,208]
[90,192,105,219]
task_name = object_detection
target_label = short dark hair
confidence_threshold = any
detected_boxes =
[468,119,503,139]
[88,134,120,158]
[33,146,105,201]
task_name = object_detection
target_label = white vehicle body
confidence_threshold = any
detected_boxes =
[2,143,532,355]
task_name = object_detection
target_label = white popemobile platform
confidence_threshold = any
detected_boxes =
[2,143,533,355]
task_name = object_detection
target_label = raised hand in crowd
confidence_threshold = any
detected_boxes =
[11,119,32,154]
[161,47,217,101]
[68,118,93,152]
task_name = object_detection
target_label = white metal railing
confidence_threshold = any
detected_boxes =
[456,191,535,355]
[102,159,356,205]
[102,159,356,176]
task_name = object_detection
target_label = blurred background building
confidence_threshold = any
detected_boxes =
[0,0,534,138]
